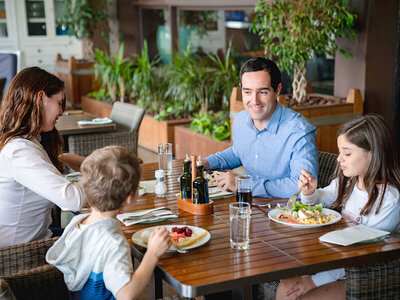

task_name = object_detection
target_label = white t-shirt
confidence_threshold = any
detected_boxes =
[0,137,86,247]
[301,178,400,286]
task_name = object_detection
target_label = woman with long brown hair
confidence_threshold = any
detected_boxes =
[0,67,86,247]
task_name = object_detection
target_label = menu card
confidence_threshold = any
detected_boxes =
[319,224,389,246]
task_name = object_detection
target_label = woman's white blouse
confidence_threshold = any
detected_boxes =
[0,137,86,247]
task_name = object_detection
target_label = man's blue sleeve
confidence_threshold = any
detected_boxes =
[205,146,242,170]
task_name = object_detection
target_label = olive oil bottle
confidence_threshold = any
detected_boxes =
[192,161,209,204]
[180,158,192,200]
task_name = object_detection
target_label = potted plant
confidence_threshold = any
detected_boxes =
[251,0,357,103]
[58,0,110,59]
[172,43,239,158]
[55,0,110,108]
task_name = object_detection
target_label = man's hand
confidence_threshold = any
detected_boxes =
[212,171,237,192]
[277,275,316,300]
[201,159,211,171]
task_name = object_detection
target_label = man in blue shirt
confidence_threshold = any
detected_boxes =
[203,57,318,198]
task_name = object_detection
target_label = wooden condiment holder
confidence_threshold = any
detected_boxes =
[177,197,214,215]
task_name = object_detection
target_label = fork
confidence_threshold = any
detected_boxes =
[285,182,306,213]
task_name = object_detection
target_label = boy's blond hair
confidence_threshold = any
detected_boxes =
[80,146,142,212]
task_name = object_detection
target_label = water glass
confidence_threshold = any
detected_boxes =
[236,175,253,208]
[158,143,172,175]
[229,202,251,250]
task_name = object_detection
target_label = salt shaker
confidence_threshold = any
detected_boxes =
[155,169,167,198]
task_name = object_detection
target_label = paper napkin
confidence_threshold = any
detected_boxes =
[319,224,389,246]
[77,118,113,125]
[208,186,234,199]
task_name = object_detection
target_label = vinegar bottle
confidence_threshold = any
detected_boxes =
[192,159,209,204]
[180,157,192,200]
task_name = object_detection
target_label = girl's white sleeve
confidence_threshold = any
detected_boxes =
[9,140,86,211]
[301,179,338,208]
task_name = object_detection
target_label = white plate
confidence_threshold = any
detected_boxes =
[268,208,342,228]
[132,225,210,251]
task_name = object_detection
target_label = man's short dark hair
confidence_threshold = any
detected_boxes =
[239,57,282,91]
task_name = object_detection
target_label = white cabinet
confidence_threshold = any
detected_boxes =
[0,0,82,73]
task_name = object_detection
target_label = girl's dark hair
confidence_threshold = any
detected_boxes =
[0,67,66,172]
[331,114,400,215]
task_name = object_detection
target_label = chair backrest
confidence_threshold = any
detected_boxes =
[318,151,338,188]
[110,102,145,132]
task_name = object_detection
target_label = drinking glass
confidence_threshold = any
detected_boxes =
[229,202,251,250]
[158,143,172,175]
[236,175,253,208]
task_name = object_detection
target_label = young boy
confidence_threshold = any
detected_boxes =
[46,146,171,299]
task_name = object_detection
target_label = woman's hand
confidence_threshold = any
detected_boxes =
[299,170,317,196]
[59,153,85,171]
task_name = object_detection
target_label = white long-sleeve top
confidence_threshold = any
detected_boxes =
[301,178,400,287]
[0,137,86,247]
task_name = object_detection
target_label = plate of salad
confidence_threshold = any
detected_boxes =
[268,201,342,228]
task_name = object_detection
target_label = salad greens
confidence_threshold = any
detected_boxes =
[293,201,323,213]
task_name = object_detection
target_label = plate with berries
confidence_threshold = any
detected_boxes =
[132,225,210,251]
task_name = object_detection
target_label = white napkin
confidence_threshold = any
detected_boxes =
[77,117,113,125]
[209,186,234,199]
[319,224,389,246]
[139,180,156,193]
[117,207,178,226]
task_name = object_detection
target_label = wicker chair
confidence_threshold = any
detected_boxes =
[0,237,68,300]
[345,258,400,299]
[318,151,338,188]
[68,102,145,157]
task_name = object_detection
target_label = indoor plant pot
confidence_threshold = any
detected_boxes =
[174,125,231,159]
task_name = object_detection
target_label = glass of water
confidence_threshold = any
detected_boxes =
[229,202,251,250]
[158,143,172,175]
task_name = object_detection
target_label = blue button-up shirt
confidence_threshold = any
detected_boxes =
[205,102,318,198]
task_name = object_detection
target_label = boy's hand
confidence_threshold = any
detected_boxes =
[147,227,171,259]
[299,170,317,196]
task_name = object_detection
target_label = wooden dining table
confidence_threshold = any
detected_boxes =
[121,160,400,300]
[56,110,116,136]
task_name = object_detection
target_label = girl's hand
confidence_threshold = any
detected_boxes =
[147,227,171,259]
[299,170,317,196]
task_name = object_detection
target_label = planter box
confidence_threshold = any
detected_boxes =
[174,126,231,159]
[139,115,191,153]
[229,87,363,154]
[55,54,96,109]
[81,95,112,118]
[81,96,191,153]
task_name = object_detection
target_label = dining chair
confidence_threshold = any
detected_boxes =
[68,102,145,157]
[345,258,400,299]
[0,237,69,300]
[318,151,338,188]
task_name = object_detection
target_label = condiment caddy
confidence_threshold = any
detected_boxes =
[177,154,214,215]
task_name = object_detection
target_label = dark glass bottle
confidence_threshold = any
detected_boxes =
[180,160,192,200]
[192,164,209,204]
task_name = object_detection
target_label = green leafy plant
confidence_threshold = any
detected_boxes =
[189,111,231,141]
[93,43,134,102]
[58,0,110,58]
[251,0,357,103]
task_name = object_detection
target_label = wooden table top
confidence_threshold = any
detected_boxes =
[56,110,116,135]
[121,160,400,298]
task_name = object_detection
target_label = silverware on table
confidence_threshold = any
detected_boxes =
[253,203,271,208]
[285,182,306,213]
[122,210,175,222]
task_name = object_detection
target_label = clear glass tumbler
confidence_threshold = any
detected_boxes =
[229,202,251,250]
[158,143,172,175]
